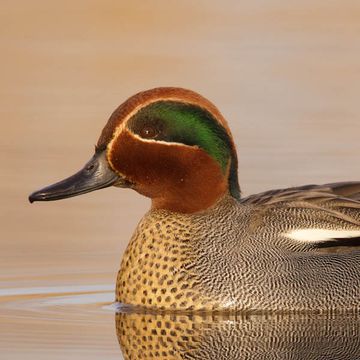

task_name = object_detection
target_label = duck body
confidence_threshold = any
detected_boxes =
[29,87,360,312]
[118,188,360,311]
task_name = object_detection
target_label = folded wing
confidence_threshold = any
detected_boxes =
[241,182,360,249]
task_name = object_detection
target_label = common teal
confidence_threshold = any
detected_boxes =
[29,87,360,311]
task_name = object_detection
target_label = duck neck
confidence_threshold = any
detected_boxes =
[151,184,229,214]
[157,151,240,213]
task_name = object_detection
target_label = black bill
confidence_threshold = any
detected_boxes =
[29,150,122,203]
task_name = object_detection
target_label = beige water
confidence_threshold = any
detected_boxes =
[1,1,360,359]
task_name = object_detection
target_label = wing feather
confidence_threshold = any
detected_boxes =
[241,182,360,248]
[240,181,360,206]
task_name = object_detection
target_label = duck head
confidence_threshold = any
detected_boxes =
[29,88,240,213]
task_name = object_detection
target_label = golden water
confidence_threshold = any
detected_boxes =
[1,1,360,358]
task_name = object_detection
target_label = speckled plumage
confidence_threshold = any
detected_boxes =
[117,185,360,311]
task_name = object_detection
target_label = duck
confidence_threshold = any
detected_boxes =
[29,87,360,312]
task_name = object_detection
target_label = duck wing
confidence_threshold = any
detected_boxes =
[240,181,360,249]
[240,181,360,206]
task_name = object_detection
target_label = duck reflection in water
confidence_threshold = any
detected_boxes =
[115,311,360,360]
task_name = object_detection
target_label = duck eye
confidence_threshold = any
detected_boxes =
[140,125,159,139]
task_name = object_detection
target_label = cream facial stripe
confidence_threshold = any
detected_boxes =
[130,131,200,148]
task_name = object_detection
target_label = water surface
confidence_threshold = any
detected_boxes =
[2,284,360,359]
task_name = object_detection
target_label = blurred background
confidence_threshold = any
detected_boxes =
[1,1,359,359]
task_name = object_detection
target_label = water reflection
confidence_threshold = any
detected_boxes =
[116,311,360,359]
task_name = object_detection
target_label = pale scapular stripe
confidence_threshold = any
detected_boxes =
[285,229,360,242]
